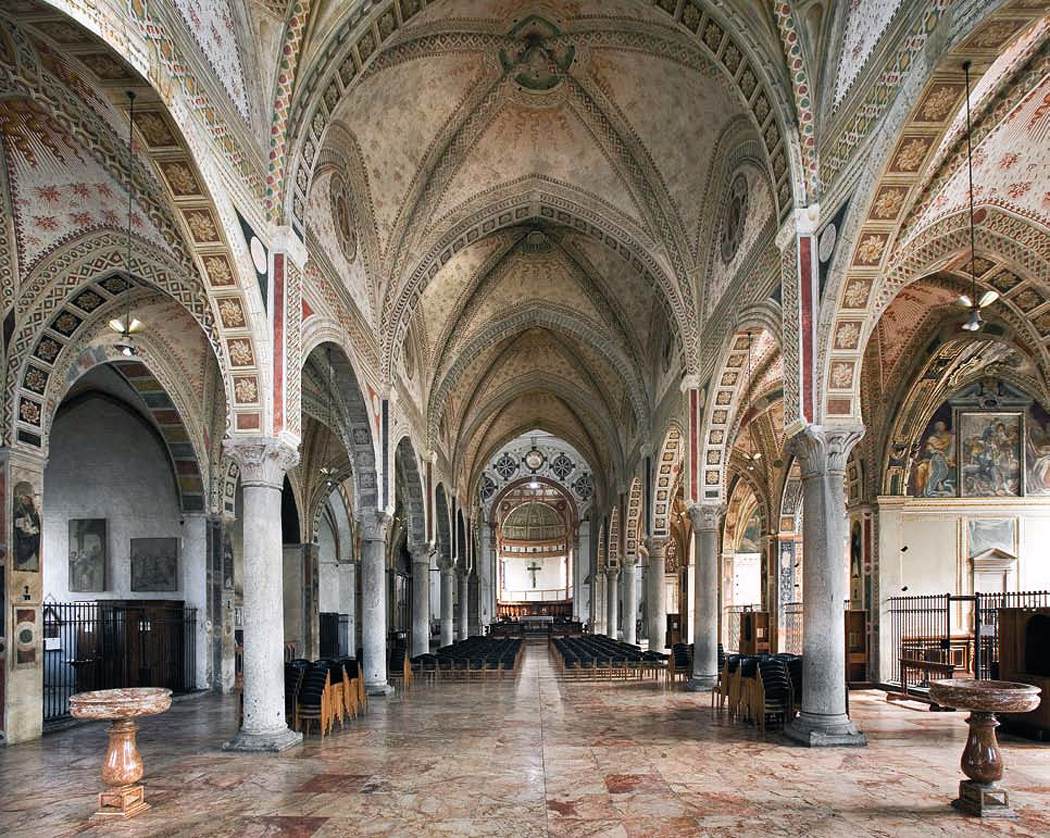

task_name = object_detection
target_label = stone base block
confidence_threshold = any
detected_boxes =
[685,675,718,692]
[222,727,302,752]
[953,781,1016,818]
[785,713,867,747]
[366,682,394,696]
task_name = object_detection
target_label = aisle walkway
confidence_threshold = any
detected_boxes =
[1,644,1048,836]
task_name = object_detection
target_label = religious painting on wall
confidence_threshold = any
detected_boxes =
[910,404,956,497]
[68,519,106,592]
[12,481,40,572]
[966,518,1015,559]
[130,538,179,592]
[958,412,1022,497]
[1025,401,1050,496]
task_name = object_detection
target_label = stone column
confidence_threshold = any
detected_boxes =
[361,511,393,696]
[337,560,357,657]
[593,570,606,635]
[223,437,302,752]
[622,559,638,644]
[686,504,723,691]
[646,536,668,651]
[439,561,455,646]
[604,567,619,638]
[457,567,470,640]
[468,571,482,636]
[409,544,431,658]
[784,426,867,747]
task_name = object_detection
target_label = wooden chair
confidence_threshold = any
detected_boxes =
[296,668,332,738]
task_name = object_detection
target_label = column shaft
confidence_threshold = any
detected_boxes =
[622,562,638,644]
[606,569,620,639]
[223,438,301,752]
[457,570,469,639]
[687,505,722,690]
[440,567,455,646]
[785,427,866,747]
[646,538,668,651]
[410,551,430,658]
[361,514,392,695]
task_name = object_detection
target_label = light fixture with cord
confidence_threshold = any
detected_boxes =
[108,90,145,356]
[318,347,338,490]
[744,331,762,471]
[956,61,998,332]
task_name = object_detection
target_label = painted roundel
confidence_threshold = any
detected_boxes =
[329,173,358,263]
[719,172,750,265]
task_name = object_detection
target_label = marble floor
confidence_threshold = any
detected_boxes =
[1,645,1049,837]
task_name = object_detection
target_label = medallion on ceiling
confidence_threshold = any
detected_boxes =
[499,15,575,93]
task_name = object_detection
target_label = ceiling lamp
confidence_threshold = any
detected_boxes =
[109,91,145,356]
[318,347,338,490]
[744,331,761,471]
[956,61,998,332]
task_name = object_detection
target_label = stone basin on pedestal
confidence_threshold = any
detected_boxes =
[69,687,172,820]
[928,678,1041,819]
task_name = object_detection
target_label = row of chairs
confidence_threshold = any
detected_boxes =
[713,653,801,733]
[411,637,524,682]
[552,635,667,679]
[286,657,368,738]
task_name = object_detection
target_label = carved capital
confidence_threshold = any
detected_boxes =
[408,542,431,565]
[645,535,669,556]
[687,503,724,533]
[358,510,392,542]
[605,566,620,580]
[223,436,299,490]
[786,425,864,479]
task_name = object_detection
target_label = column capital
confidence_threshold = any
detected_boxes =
[408,542,431,565]
[786,424,864,479]
[605,566,620,580]
[223,436,299,489]
[645,535,669,555]
[437,555,454,573]
[687,503,725,533]
[359,510,392,542]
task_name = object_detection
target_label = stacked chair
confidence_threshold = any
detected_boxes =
[712,651,802,733]
[410,636,523,681]
[668,643,693,684]
[284,656,369,739]
[552,635,666,680]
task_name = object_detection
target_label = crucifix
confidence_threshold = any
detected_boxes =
[527,561,542,588]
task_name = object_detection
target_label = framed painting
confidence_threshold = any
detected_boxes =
[68,518,106,592]
[957,411,1023,497]
[12,481,41,572]
[130,537,179,592]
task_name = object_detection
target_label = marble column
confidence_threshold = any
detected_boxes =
[222,437,302,752]
[468,571,482,636]
[785,426,867,747]
[338,560,357,657]
[606,567,620,639]
[457,568,470,640]
[440,561,455,646]
[622,559,638,644]
[686,504,723,691]
[593,571,606,635]
[361,511,393,696]
[409,544,431,658]
[646,536,668,651]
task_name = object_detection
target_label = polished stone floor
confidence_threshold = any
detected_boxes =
[2,644,1049,837]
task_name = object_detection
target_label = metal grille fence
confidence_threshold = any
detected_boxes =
[887,590,1050,687]
[43,601,197,724]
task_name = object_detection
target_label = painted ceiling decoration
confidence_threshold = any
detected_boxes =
[0,0,1046,551]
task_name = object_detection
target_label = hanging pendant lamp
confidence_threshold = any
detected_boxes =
[109,91,145,356]
[956,61,998,331]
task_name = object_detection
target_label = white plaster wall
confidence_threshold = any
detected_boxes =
[877,497,1050,682]
[42,394,210,690]
[43,396,197,602]
[501,554,567,593]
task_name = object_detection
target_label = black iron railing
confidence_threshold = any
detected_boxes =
[887,590,1050,687]
[43,601,197,723]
